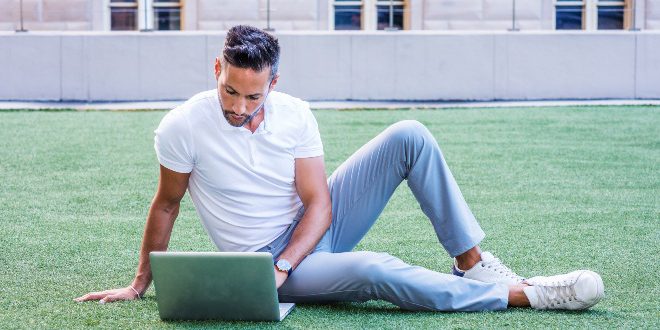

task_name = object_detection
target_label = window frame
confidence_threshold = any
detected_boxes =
[375,0,406,31]
[331,0,364,30]
[330,0,408,31]
[554,0,631,30]
[106,0,183,31]
[595,0,628,30]
[108,0,139,31]
[152,0,183,31]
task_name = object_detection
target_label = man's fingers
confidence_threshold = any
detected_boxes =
[99,293,125,304]
[74,292,107,302]
[74,289,118,302]
[74,288,136,303]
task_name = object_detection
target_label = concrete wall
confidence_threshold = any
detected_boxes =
[0,31,658,101]
[421,0,554,30]
[0,0,97,31]
[194,0,328,31]
[646,0,660,29]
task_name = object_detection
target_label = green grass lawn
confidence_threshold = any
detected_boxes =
[0,106,658,329]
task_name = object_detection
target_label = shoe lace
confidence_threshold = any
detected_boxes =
[534,279,578,308]
[481,257,525,282]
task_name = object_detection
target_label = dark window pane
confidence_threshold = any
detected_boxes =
[334,5,361,30]
[111,8,137,31]
[598,5,624,29]
[154,7,181,30]
[556,6,583,30]
[377,5,403,30]
[110,0,136,3]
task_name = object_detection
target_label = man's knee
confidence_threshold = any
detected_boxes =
[351,252,400,285]
[386,120,435,146]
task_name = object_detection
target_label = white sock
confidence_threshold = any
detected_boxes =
[523,285,539,308]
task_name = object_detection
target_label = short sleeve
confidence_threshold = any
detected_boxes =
[293,102,324,159]
[154,109,194,173]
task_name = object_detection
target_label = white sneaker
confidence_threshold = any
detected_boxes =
[523,270,605,310]
[452,251,525,285]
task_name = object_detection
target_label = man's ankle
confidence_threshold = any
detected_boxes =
[455,247,482,270]
[507,284,531,307]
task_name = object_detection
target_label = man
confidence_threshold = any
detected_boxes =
[75,25,604,312]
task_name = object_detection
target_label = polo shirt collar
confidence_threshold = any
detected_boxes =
[215,89,274,134]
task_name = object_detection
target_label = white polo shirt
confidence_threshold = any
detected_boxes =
[154,89,324,252]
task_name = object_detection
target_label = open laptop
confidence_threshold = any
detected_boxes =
[150,251,295,321]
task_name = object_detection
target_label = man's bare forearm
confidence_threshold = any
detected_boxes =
[130,202,179,294]
[277,202,331,270]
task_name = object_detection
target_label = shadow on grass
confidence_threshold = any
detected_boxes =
[152,300,613,328]
[72,295,616,329]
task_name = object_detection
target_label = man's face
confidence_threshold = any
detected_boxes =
[214,58,278,127]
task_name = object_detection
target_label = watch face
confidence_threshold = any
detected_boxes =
[277,259,292,271]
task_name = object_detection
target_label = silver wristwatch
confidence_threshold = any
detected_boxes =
[275,259,292,275]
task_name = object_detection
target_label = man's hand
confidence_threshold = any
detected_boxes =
[274,266,288,289]
[74,287,140,304]
[74,166,189,305]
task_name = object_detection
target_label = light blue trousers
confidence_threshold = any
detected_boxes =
[259,120,509,312]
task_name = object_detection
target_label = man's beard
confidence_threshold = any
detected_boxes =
[222,110,252,127]
[220,95,267,128]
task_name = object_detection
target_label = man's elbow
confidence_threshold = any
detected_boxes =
[151,196,182,216]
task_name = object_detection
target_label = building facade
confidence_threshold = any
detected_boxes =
[2,0,659,32]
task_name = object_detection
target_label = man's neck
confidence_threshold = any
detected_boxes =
[244,109,265,133]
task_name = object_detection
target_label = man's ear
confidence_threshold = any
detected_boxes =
[214,57,221,80]
[269,73,280,92]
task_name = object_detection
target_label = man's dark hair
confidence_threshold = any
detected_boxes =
[223,25,280,81]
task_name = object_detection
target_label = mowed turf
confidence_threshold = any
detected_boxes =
[0,106,658,329]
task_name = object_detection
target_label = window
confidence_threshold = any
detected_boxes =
[555,0,630,30]
[597,0,625,30]
[153,0,181,31]
[376,0,404,30]
[107,0,181,31]
[110,0,138,31]
[334,1,362,30]
[556,1,584,29]
[333,0,407,31]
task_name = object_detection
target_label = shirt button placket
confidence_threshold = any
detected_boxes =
[247,135,257,167]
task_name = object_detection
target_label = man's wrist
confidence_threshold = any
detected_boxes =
[129,285,142,298]
[273,264,289,278]
[275,258,293,276]
[130,280,149,295]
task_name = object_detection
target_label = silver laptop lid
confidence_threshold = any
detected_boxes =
[150,251,289,321]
